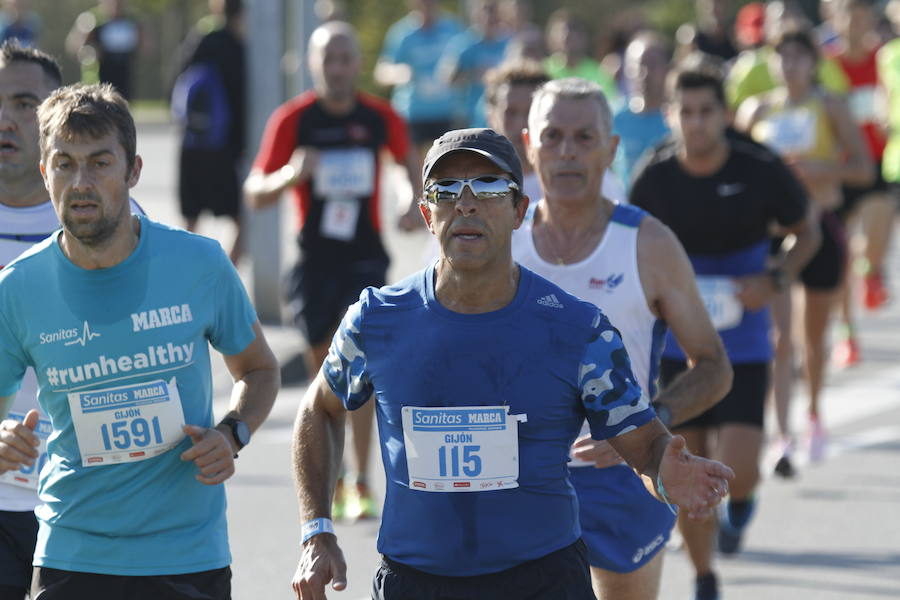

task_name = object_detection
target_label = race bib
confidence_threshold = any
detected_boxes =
[320,196,360,241]
[763,108,816,156]
[68,378,186,467]
[314,148,375,197]
[0,411,51,490]
[696,276,743,330]
[848,85,877,123]
[402,406,526,492]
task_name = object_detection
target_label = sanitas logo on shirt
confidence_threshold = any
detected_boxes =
[40,321,102,347]
[131,304,193,332]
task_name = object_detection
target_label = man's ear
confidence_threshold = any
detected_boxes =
[419,202,435,234]
[513,194,529,229]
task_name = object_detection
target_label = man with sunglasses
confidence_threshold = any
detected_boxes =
[511,77,732,600]
[290,128,734,600]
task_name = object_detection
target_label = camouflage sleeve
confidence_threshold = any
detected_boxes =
[578,308,655,439]
[322,298,373,411]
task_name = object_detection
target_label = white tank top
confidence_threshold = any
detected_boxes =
[512,203,667,467]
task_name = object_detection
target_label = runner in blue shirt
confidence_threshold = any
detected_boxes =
[290,127,734,600]
[613,32,672,191]
[439,0,510,127]
[0,83,280,600]
[376,0,463,148]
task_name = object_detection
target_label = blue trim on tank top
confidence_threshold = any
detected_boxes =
[647,318,667,398]
[610,203,646,228]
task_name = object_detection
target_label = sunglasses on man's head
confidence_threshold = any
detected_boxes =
[423,176,519,205]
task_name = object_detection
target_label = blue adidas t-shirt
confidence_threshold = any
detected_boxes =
[380,14,463,123]
[323,263,654,576]
[0,216,257,575]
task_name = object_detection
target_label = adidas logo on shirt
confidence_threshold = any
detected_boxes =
[537,294,564,309]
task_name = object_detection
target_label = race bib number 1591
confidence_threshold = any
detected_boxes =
[68,378,186,467]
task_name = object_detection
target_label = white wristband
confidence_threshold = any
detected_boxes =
[302,517,335,543]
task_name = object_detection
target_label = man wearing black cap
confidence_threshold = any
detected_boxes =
[289,128,734,600]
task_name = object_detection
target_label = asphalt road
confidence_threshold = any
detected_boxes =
[133,122,900,600]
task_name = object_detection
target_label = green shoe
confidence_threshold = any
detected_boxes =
[347,482,378,520]
[331,479,346,521]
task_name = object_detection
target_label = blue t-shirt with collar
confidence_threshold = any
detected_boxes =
[380,13,463,123]
[323,263,654,576]
[0,215,257,575]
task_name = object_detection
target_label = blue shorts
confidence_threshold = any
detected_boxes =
[570,464,676,573]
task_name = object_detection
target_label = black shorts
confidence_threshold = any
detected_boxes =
[284,257,388,345]
[838,161,891,220]
[179,148,242,220]
[371,540,594,600]
[799,212,846,291]
[662,360,768,429]
[0,511,38,591]
[409,119,454,146]
[31,566,231,600]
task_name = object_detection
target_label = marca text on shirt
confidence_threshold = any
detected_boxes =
[131,304,194,332]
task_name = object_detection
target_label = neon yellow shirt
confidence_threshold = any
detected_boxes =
[543,55,620,105]
[727,47,850,110]
[877,38,900,181]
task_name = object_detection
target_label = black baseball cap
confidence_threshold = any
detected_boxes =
[422,128,523,188]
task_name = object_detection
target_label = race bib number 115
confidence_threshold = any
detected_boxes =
[68,378,186,467]
[402,406,526,492]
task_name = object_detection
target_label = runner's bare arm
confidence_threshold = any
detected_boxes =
[218,320,280,438]
[181,321,280,484]
[639,218,733,425]
[823,93,875,187]
[244,148,319,209]
[776,207,821,283]
[398,147,425,230]
[737,207,821,312]
[291,370,348,599]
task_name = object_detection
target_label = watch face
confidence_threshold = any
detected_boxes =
[234,420,251,447]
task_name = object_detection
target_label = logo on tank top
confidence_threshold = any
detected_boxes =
[588,273,624,292]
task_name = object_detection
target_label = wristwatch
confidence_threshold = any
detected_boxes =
[220,417,251,455]
[767,267,789,292]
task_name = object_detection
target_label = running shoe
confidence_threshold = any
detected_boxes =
[332,479,346,521]
[832,336,860,369]
[771,438,797,479]
[346,481,378,521]
[718,499,755,555]
[863,270,889,311]
[717,517,744,555]
[694,572,719,600]
[806,419,828,463]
